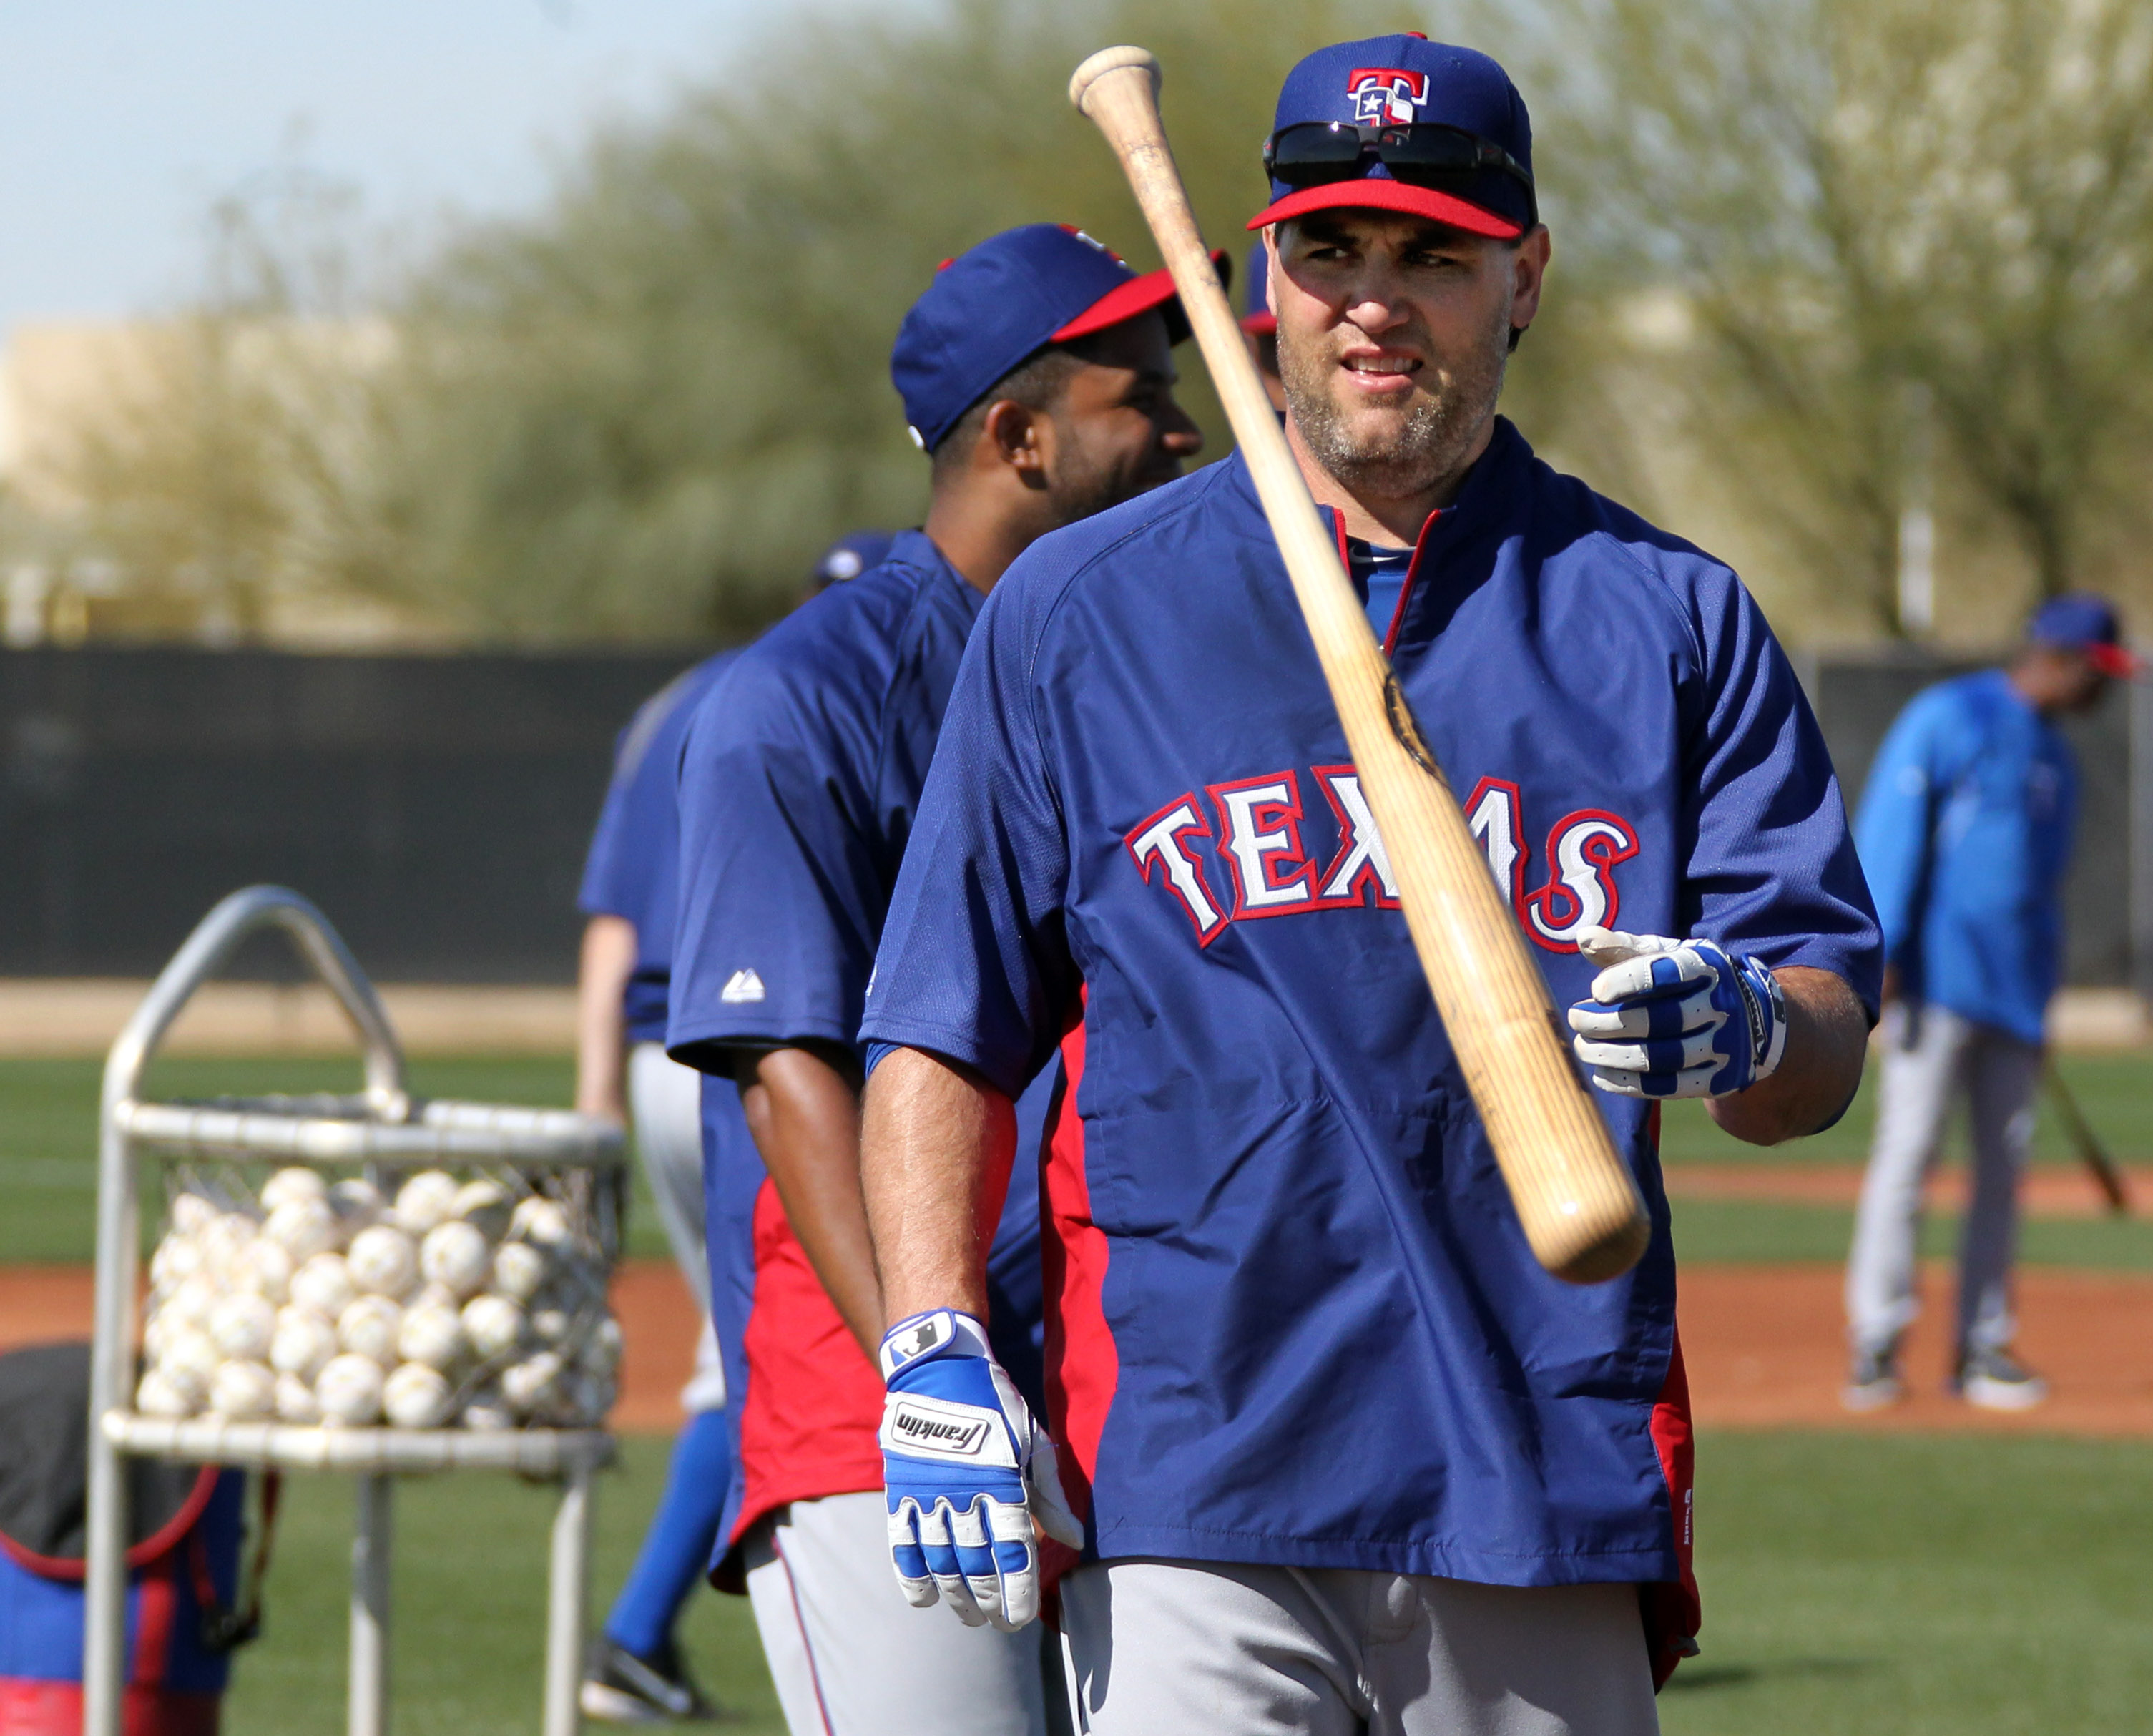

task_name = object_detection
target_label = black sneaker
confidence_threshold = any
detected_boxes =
[579,1637,725,1723]
[1841,1342,1904,1412]
[1953,1346,2049,1412]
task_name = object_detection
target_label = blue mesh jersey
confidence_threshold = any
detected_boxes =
[1853,668,2076,1045]
[861,423,1880,1612]
[577,650,740,1044]
[665,531,1049,1557]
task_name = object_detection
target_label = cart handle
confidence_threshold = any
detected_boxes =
[102,885,411,1125]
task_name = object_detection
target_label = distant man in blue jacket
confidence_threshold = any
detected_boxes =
[1844,595,2138,1413]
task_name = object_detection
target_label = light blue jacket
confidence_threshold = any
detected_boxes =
[1854,670,2076,1044]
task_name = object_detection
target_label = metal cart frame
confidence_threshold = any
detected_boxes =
[83,887,626,1736]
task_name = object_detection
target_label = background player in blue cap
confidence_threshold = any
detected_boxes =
[859,34,1879,1733]
[1239,238,1285,413]
[666,224,1203,1735]
[572,531,890,1720]
[1843,594,2137,1413]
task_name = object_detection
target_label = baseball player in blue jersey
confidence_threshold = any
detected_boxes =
[573,534,890,1720]
[856,36,1881,1735]
[1843,596,2135,1413]
[665,225,1207,1735]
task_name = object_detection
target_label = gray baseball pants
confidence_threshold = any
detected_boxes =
[1845,1002,2042,1359]
[628,1041,726,1413]
[744,1490,1051,1735]
[1059,1558,1658,1735]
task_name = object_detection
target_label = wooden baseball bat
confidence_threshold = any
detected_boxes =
[1069,46,1648,1283]
[2044,1061,2129,1217]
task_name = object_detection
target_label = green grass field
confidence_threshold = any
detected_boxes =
[225,1436,785,1736]
[7,1049,2153,1732]
[214,1429,2153,1736]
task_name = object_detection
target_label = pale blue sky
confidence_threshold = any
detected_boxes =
[0,1,870,339]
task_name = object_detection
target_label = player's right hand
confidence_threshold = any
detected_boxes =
[878,1308,1083,1632]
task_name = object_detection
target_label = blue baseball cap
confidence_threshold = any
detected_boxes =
[1240,240,1275,335]
[2029,594,2141,676]
[813,531,896,588]
[891,224,1223,453]
[1248,35,1535,240]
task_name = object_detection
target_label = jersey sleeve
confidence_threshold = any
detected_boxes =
[1851,694,1946,966]
[666,654,885,1071]
[1679,572,1883,1016]
[575,725,639,920]
[859,577,1077,1099]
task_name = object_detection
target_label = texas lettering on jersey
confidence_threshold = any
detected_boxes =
[1124,767,1637,953]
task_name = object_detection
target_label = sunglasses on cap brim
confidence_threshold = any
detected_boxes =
[1262,122,1537,230]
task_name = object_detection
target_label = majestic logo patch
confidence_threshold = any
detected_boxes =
[1348,67,1430,127]
[891,1404,992,1456]
[720,968,765,1004]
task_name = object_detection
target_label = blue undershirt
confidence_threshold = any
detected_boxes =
[1347,539,1413,642]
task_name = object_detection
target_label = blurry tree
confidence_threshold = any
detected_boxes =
[1505,0,2153,634]
[17,173,398,644]
[337,0,1428,643]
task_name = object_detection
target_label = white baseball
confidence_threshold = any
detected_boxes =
[163,1275,222,1332]
[168,1192,217,1237]
[529,1306,570,1345]
[338,1295,404,1365]
[265,1199,338,1263]
[500,1351,563,1417]
[142,1310,175,1365]
[382,1363,454,1429]
[290,1252,356,1319]
[150,1233,205,1291]
[398,1300,466,1371]
[420,1221,491,1299]
[328,1177,384,1236]
[200,1212,258,1278]
[270,1306,339,1381]
[347,1225,419,1299]
[207,1292,277,1361]
[393,1170,461,1236]
[137,1366,202,1418]
[232,1238,294,1305]
[453,1178,514,1240]
[160,1326,221,1389]
[260,1167,328,1214]
[461,1294,524,1360]
[509,1197,570,1247]
[315,1353,385,1426]
[275,1372,323,1424]
[209,1360,277,1421]
[490,1240,546,1303]
[461,1389,514,1432]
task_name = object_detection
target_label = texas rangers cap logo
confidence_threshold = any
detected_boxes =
[1348,67,1430,126]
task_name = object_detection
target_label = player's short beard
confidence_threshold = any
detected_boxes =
[1280,295,1513,501]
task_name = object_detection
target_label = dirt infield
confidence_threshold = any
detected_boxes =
[1667,1162,2153,1217]
[6,1256,2152,1437]
[1680,1263,2153,1433]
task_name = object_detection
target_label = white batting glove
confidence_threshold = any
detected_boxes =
[1567,926,1787,1099]
[878,1309,1084,1632]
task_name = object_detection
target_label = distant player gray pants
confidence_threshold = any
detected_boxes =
[1844,1002,2042,1360]
[628,1042,725,1413]
[744,1491,1049,1736]
[1059,1559,1658,1735]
